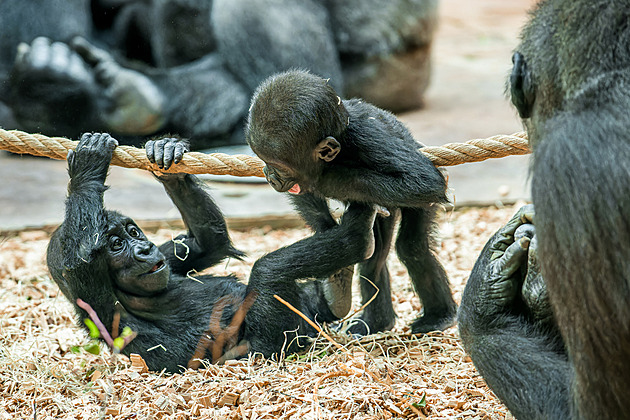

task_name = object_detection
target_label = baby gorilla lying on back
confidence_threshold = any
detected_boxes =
[246,70,456,335]
[47,133,377,373]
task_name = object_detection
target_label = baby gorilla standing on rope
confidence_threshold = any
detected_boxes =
[245,70,456,335]
[47,133,377,372]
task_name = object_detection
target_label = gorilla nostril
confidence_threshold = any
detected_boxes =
[134,243,153,260]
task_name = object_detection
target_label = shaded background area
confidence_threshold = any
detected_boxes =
[0,0,535,230]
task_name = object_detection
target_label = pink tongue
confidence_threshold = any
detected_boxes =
[288,184,301,194]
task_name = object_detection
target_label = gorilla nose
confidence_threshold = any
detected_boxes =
[262,167,283,190]
[267,176,285,192]
[133,242,156,262]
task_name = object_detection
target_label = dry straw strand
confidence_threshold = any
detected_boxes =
[0,207,519,418]
[273,294,348,353]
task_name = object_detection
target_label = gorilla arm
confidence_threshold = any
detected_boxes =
[248,202,375,286]
[458,207,570,420]
[47,133,120,317]
[156,173,244,275]
[145,137,244,275]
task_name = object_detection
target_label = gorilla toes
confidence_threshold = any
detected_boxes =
[490,204,535,259]
[13,37,95,86]
[9,37,100,134]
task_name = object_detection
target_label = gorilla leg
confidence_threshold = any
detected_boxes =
[289,193,355,319]
[244,202,377,355]
[347,212,398,335]
[292,194,399,333]
[396,207,456,333]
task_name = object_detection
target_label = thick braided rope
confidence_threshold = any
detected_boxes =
[0,129,266,176]
[420,131,530,166]
[0,128,530,175]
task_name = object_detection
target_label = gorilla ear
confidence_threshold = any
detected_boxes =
[315,136,340,162]
[510,52,535,119]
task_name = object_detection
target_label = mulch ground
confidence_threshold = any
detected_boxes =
[0,203,526,419]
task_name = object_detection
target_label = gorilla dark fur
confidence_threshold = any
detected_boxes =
[458,1,630,418]
[48,133,377,373]
[246,69,457,335]
[0,0,437,149]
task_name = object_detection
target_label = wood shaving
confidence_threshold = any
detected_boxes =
[0,204,526,419]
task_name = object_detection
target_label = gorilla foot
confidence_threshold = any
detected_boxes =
[13,37,96,89]
[72,36,166,135]
[410,311,456,334]
[345,311,396,336]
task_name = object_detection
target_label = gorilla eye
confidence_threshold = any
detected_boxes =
[109,236,124,251]
[127,224,141,238]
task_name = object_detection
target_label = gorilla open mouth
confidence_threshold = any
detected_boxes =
[145,260,165,275]
[288,183,301,194]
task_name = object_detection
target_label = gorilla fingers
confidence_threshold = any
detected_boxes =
[145,136,190,170]
[459,205,570,420]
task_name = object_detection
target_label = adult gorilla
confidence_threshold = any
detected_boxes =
[458,1,630,419]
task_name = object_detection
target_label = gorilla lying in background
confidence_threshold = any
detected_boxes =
[47,133,377,373]
[459,0,630,418]
[1,0,438,149]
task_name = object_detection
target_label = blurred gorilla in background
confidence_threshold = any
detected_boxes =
[0,0,438,150]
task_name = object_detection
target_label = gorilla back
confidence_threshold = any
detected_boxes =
[459,1,630,419]
[518,1,630,417]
